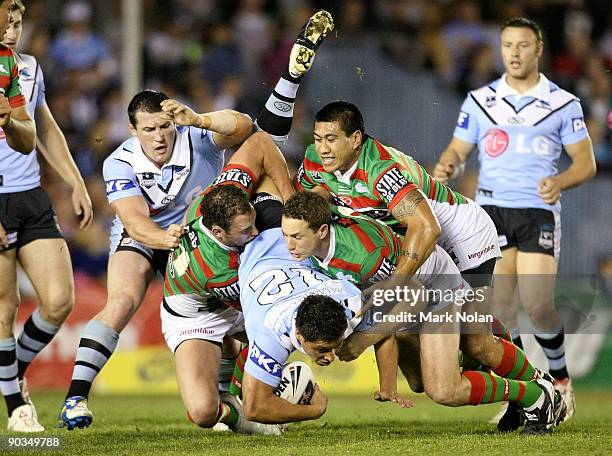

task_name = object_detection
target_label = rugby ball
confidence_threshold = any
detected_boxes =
[273,361,315,405]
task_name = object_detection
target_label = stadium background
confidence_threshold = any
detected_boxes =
[12,0,611,394]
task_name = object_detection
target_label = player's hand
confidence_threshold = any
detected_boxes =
[432,161,453,184]
[537,176,562,205]
[309,384,328,418]
[163,223,184,249]
[72,185,93,230]
[337,331,379,362]
[0,221,9,249]
[0,92,12,127]
[374,390,414,408]
[160,99,199,127]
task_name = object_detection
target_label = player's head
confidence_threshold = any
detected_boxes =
[2,0,23,49]
[500,18,543,81]
[313,101,364,173]
[127,90,175,167]
[0,0,14,35]
[200,185,258,248]
[282,192,331,261]
[296,295,348,366]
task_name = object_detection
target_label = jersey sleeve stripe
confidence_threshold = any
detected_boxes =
[330,258,361,274]
[387,185,419,213]
[349,224,376,253]
[373,139,391,160]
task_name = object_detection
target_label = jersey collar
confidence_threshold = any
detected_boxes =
[497,73,551,103]
[317,225,337,269]
[333,158,360,183]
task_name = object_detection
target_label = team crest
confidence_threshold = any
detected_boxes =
[485,96,496,107]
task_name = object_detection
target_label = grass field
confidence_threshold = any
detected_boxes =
[1,389,610,455]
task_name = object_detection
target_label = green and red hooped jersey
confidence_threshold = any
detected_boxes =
[295,136,467,229]
[310,213,404,287]
[165,163,257,309]
[0,46,25,108]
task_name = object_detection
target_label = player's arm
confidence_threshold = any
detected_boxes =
[242,371,327,424]
[0,99,35,153]
[160,99,253,149]
[391,189,441,277]
[433,137,475,184]
[111,196,183,250]
[35,101,93,229]
[373,336,414,408]
[538,137,596,205]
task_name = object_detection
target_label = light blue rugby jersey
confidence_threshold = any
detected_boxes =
[103,125,224,234]
[239,228,362,387]
[0,54,45,193]
[453,74,589,212]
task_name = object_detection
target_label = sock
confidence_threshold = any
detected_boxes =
[509,326,524,350]
[254,76,299,147]
[66,320,119,400]
[229,346,248,398]
[534,326,569,379]
[463,371,543,408]
[219,356,237,393]
[0,338,25,415]
[16,309,60,378]
[492,337,537,381]
[217,401,239,427]
[491,316,512,342]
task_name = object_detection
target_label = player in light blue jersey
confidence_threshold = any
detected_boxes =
[59,89,253,430]
[0,1,92,432]
[239,228,362,424]
[435,17,596,429]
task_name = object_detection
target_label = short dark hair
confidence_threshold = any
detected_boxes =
[200,185,252,231]
[315,101,364,137]
[127,90,169,127]
[501,17,543,42]
[283,192,331,231]
[10,0,24,14]
[296,295,348,343]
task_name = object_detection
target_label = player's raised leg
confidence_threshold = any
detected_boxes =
[255,9,334,146]
[59,251,155,430]
[0,248,44,432]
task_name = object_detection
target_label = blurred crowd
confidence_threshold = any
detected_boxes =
[12,0,611,279]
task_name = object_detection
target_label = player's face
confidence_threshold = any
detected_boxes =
[313,121,362,173]
[281,216,327,261]
[2,8,21,49]
[220,208,258,248]
[500,26,542,81]
[299,336,344,366]
[0,0,11,35]
[129,110,176,167]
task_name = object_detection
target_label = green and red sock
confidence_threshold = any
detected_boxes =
[463,371,542,408]
[229,346,248,398]
[492,337,537,381]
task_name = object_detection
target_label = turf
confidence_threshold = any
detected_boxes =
[1,390,610,455]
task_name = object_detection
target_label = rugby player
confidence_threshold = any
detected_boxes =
[281,192,566,434]
[434,17,595,427]
[0,0,69,433]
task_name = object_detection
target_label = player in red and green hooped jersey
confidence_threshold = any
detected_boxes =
[294,100,500,288]
[281,192,566,434]
[161,130,294,436]
[0,0,34,155]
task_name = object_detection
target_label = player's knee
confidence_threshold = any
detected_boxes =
[524,303,557,327]
[406,376,424,394]
[187,403,219,428]
[424,381,458,406]
[40,292,74,325]
[103,294,141,329]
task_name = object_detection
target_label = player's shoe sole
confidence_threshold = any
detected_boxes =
[289,10,334,77]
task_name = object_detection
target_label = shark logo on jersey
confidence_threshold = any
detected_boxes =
[572,118,586,132]
[375,167,410,203]
[140,172,156,189]
[457,111,470,129]
[106,179,136,195]
[250,342,282,377]
[485,96,496,108]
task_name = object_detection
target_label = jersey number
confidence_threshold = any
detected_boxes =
[248,268,323,305]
